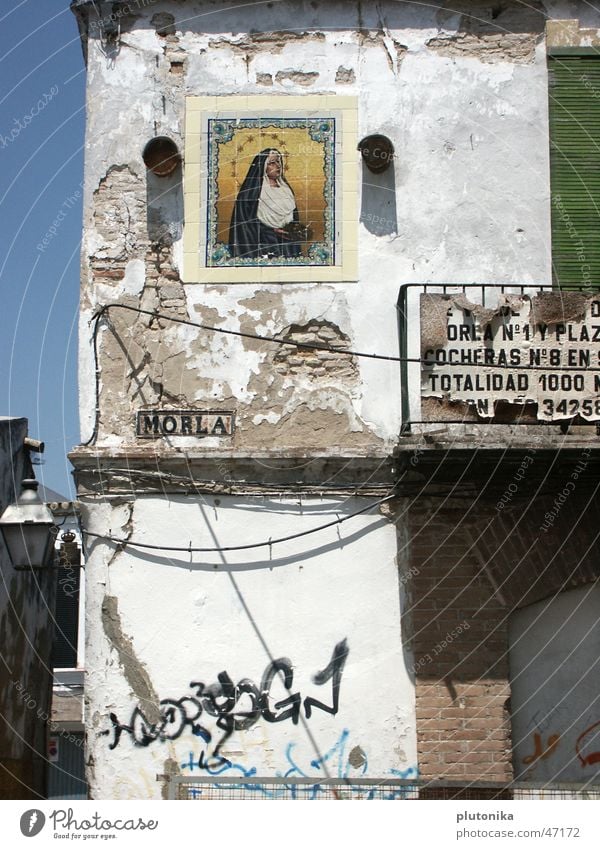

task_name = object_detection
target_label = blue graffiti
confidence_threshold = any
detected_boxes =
[181,749,257,779]
[181,730,418,799]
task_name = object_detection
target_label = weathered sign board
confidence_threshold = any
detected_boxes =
[137,410,235,438]
[421,292,600,422]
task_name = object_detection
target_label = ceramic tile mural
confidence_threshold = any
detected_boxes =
[184,96,358,283]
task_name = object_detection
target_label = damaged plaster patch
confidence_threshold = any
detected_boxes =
[420,293,455,351]
[426,31,538,63]
[546,19,600,50]
[208,30,325,59]
[335,66,356,84]
[429,0,545,64]
[91,165,146,278]
[275,70,319,86]
[97,297,193,435]
[256,72,274,86]
[101,595,160,724]
[348,745,367,768]
[357,30,408,72]
[228,293,384,449]
[420,396,480,422]
[121,259,145,297]
[253,411,280,425]
[420,292,527,351]
[273,321,358,380]
[250,404,374,447]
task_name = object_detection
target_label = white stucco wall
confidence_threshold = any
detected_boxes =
[74,0,590,799]
[83,495,416,798]
[509,582,600,782]
[77,0,553,448]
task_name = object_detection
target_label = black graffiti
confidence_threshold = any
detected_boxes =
[304,638,348,718]
[260,659,302,724]
[103,697,212,752]
[102,639,349,753]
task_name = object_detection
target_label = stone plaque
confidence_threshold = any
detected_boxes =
[136,410,235,438]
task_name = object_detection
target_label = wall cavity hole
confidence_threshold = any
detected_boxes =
[142,137,180,177]
[151,12,176,37]
[358,134,394,173]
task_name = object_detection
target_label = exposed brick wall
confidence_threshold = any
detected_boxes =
[401,498,512,783]
[146,245,187,316]
[91,167,186,309]
[399,469,600,785]
[91,165,147,283]
[272,321,357,380]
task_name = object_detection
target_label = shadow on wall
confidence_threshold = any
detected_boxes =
[360,162,397,238]
[146,167,183,247]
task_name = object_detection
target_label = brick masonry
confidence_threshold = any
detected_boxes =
[398,468,600,784]
[401,498,512,783]
[272,321,357,381]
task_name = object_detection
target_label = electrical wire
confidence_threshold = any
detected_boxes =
[82,493,395,554]
[77,465,600,503]
[91,302,406,362]
[77,465,393,492]
[82,302,600,447]
[91,302,600,371]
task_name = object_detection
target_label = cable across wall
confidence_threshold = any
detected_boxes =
[84,302,600,445]
[82,492,396,554]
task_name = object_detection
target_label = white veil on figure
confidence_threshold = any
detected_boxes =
[257,150,297,229]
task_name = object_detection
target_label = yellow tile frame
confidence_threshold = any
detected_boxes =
[183,95,358,283]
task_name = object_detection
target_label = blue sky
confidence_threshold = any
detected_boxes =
[0,2,85,498]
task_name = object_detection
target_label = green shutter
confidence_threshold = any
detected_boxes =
[51,570,80,669]
[549,55,600,290]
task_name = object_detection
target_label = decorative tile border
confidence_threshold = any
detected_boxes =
[183,95,358,283]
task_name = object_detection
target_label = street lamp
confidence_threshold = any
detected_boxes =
[0,479,57,569]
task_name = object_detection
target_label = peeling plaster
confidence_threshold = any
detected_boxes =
[530,292,589,326]
[121,259,145,297]
[336,66,356,83]
[426,31,540,64]
[349,745,367,768]
[357,29,408,73]
[546,19,600,49]
[79,0,553,451]
[207,30,326,60]
[101,595,160,725]
[274,70,320,86]
[429,0,545,64]
[256,72,273,86]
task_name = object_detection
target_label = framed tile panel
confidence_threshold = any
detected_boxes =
[183,95,358,283]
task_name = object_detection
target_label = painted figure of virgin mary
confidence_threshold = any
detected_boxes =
[228,148,303,260]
